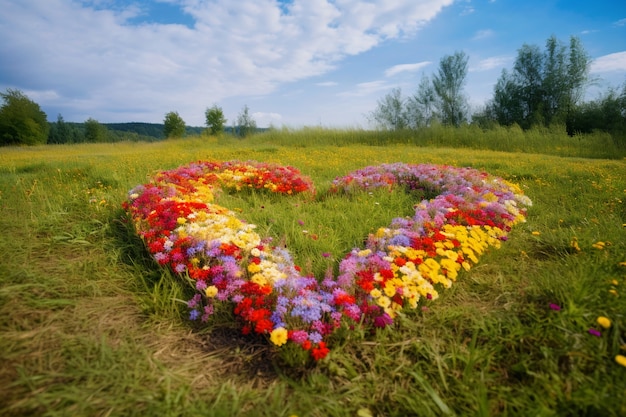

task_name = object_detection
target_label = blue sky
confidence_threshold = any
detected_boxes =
[1,0,625,128]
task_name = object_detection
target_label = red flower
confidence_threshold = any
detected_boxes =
[311,342,330,360]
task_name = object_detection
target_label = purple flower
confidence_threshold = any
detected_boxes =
[374,313,394,328]
[549,303,561,311]
[588,328,602,337]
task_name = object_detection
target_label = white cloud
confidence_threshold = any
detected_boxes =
[0,0,454,125]
[590,51,626,73]
[316,81,339,87]
[338,80,391,97]
[252,111,282,128]
[613,18,626,27]
[470,56,512,72]
[472,29,494,41]
[384,62,432,77]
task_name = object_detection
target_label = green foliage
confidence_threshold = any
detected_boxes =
[48,114,85,144]
[432,51,469,127]
[406,75,437,128]
[367,87,408,130]
[566,82,626,147]
[84,118,108,142]
[163,111,186,138]
[484,35,590,129]
[234,105,257,137]
[205,104,227,136]
[0,88,49,146]
[370,52,469,130]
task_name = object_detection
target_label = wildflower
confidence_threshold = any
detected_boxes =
[270,327,288,346]
[616,355,626,368]
[311,342,330,360]
[592,241,606,250]
[532,231,541,236]
[596,316,611,329]
[549,303,561,311]
[588,328,602,337]
[205,285,218,298]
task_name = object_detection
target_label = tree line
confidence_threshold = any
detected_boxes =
[369,35,626,146]
[0,88,260,145]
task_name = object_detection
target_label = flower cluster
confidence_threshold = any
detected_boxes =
[124,161,531,361]
[331,163,532,326]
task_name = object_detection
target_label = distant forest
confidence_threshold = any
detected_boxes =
[46,120,236,144]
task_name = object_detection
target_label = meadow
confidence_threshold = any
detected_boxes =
[0,129,625,416]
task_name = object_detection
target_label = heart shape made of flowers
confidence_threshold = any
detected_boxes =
[124,160,532,361]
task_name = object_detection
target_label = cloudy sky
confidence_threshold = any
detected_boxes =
[1,0,625,128]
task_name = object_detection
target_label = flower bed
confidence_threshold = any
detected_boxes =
[124,160,531,361]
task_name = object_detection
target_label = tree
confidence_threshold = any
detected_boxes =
[432,51,469,127]
[205,105,227,136]
[406,76,438,128]
[0,89,49,146]
[234,105,257,137]
[48,114,70,144]
[163,111,186,138]
[483,36,591,129]
[84,118,108,142]
[368,88,408,130]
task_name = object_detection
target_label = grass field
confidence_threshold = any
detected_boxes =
[1,133,625,416]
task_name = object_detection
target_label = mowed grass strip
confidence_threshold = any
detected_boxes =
[0,136,625,416]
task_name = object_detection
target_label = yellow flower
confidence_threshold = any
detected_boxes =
[205,285,218,298]
[616,355,626,368]
[531,231,541,236]
[597,316,611,329]
[376,296,391,308]
[248,263,262,274]
[592,241,606,250]
[270,327,288,346]
[176,217,187,225]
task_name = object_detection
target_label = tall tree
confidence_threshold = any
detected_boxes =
[163,111,186,138]
[368,88,408,130]
[542,36,568,124]
[512,44,544,127]
[205,105,227,136]
[565,36,591,111]
[406,76,438,128]
[489,69,523,126]
[432,51,469,127]
[234,105,257,137]
[84,118,108,142]
[0,89,49,146]
[484,35,591,129]
[48,114,70,144]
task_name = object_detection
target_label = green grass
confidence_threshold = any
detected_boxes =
[1,133,625,416]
